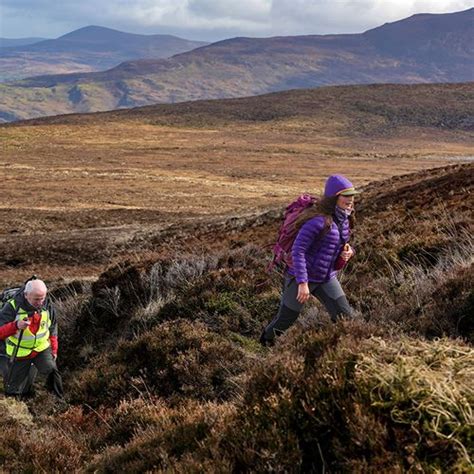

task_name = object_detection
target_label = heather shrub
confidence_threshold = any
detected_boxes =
[53,404,114,450]
[101,396,169,445]
[2,166,471,472]
[158,275,279,337]
[73,262,151,350]
[126,245,280,338]
[71,245,278,367]
[88,400,234,473]
[20,425,87,472]
[69,319,253,407]
[0,397,87,472]
[345,222,474,340]
[186,321,474,473]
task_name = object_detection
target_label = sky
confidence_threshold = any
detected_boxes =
[1,0,473,41]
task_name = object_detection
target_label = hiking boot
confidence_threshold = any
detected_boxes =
[259,330,274,347]
[20,388,36,400]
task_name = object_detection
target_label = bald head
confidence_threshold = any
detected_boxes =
[24,279,48,309]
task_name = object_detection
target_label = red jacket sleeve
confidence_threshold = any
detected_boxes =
[49,335,58,356]
[334,255,347,271]
[0,321,18,340]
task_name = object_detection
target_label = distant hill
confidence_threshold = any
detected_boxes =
[0,37,48,48]
[0,25,208,82]
[364,9,473,59]
[0,8,473,122]
[17,82,474,137]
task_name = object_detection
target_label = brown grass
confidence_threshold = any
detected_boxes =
[1,86,473,286]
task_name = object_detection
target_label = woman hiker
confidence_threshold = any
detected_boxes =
[260,174,358,346]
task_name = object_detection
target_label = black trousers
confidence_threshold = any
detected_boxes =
[1,348,63,398]
[262,276,353,342]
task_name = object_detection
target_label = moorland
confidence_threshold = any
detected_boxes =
[1,82,473,285]
[0,82,472,472]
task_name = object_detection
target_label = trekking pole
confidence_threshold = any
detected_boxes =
[4,327,25,393]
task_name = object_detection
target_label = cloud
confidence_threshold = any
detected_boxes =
[112,0,271,31]
[269,0,474,34]
[1,0,472,40]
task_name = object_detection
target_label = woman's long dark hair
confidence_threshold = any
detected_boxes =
[294,195,356,231]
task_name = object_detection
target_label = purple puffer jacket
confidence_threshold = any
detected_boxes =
[288,212,350,284]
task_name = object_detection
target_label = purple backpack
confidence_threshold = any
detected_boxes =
[268,194,318,271]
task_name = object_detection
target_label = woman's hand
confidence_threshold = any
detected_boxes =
[340,244,354,262]
[297,282,310,304]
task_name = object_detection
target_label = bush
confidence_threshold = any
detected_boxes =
[0,397,87,472]
[182,321,474,472]
[69,319,253,407]
[70,245,278,370]
[88,400,234,473]
[345,223,474,341]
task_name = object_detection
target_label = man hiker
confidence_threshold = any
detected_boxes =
[0,279,63,398]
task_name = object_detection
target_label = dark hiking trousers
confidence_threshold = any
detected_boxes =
[1,348,64,398]
[262,275,353,343]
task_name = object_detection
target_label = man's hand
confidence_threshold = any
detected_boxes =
[297,282,310,304]
[16,318,30,330]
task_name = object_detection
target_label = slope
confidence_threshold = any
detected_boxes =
[0,164,472,473]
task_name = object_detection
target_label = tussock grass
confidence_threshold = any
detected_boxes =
[0,397,33,428]
[189,324,473,473]
[356,337,474,468]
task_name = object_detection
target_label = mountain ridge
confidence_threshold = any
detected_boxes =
[0,25,208,83]
[0,8,473,122]
[0,37,48,48]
